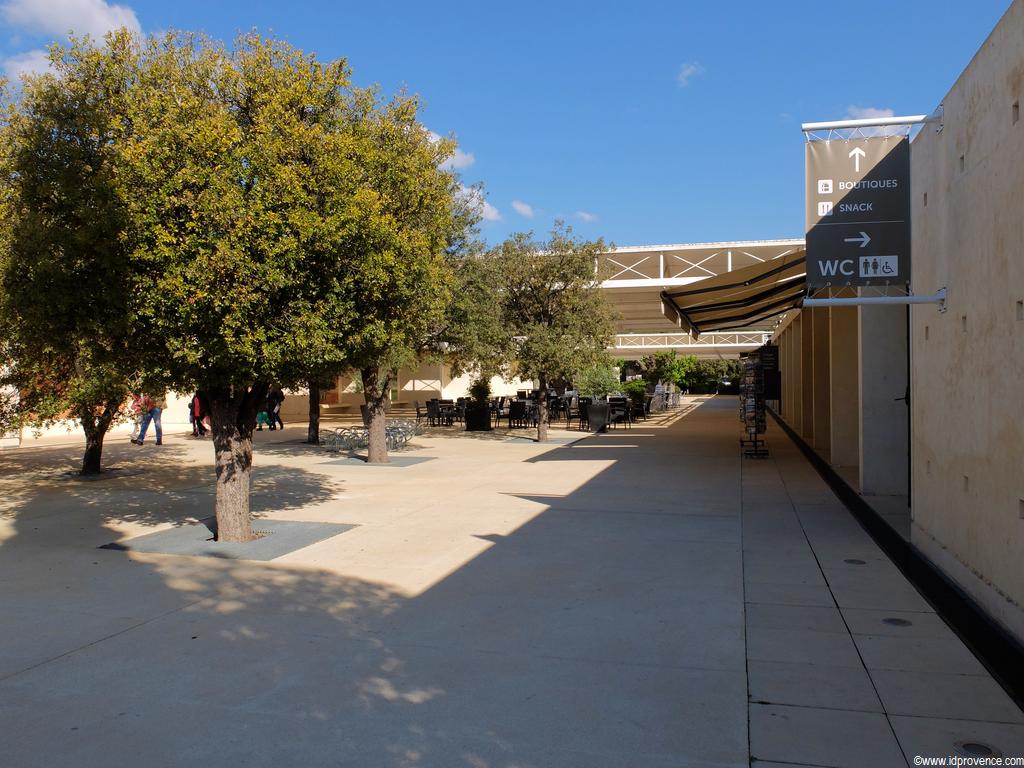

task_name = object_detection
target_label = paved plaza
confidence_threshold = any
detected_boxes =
[1,397,1022,767]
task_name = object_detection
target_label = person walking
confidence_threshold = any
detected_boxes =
[132,392,165,446]
[268,387,285,431]
[189,392,208,437]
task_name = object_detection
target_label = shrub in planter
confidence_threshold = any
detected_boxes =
[623,379,648,407]
[465,378,492,431]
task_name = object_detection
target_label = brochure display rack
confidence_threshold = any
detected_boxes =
[739,350,769,458]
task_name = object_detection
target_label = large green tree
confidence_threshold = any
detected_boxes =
[0,33,151,475]
[125,33,360,540]
[430,247,512,382]
[340,95,470,463]
[490,224,617,442]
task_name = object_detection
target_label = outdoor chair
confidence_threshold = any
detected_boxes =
[413,400,427,425]
[507,400,528,428]
[608,397,631,429]
[490,397,505,424]
[576,397,592,430]
[438,399,456,426]
[563,397,578,427]
[629,397,647,422]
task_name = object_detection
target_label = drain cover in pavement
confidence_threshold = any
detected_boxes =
[955,741,1000,758]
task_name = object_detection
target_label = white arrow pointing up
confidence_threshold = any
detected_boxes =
[844,231,871,248]
[849,146,866,172]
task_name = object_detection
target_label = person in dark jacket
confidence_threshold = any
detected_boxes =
[267,388,285,431]
[192,391,210,437]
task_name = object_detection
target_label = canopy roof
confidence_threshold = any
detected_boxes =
[660,249,806,335]
[599,239,805,334]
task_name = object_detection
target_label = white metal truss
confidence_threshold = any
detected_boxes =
[604,254,652,280]
[803,125,915,143]
[667,251,720,278]
[599,239,805,290]
[613,332,771,350]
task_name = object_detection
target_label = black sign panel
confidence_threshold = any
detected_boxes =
[805,137,910,288]
[760,345,779,373]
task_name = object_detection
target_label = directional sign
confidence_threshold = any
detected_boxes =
[805,137,911,288]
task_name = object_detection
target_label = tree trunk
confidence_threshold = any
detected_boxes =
[306,382,320,445]
[81,428,104,475]
[208,383,268,542]
[79,404,116,476]
[362,365,390,464]
[536,375,549,443]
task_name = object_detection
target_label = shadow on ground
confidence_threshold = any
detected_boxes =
[0,401,748,767]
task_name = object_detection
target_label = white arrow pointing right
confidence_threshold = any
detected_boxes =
[844,231,871,248]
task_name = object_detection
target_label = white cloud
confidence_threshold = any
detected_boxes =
[1,0,141,38]
[676,61,704,87]
[428,130,475,171]
[846,105,895,120]
[844,106,903,136]
[575,211,598,223]
[3,48,51,80]
[445,147,475,170]
[459,185,501,222]
[511,200,534,218]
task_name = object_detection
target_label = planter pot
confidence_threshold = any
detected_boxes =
[587,402,610,433]
[464,403,492,431]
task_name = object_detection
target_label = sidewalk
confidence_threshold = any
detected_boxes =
[0,397,1021,767]
[743,413,1024,765]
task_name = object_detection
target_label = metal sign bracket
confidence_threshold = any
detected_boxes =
[802,287,947,311]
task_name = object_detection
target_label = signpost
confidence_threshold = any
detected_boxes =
[805,137,910,288]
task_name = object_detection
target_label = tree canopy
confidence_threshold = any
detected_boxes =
[489,224,617,441]
[122,32,370,539]
[0,32,151,474]
[338,94,473,463]
[0,29,486,536]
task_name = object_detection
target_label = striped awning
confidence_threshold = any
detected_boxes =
[660,250,806,335]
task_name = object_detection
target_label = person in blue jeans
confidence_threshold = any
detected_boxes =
[131,393,164,446]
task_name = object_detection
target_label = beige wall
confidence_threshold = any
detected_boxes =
[858,302,909,496]
[4,388,312,447]
[811,307,831,456]
[909,0,1024,639]
[322,363,534,411]
[829,306,860,474]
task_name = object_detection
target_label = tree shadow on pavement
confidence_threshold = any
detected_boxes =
[0,398,747,767]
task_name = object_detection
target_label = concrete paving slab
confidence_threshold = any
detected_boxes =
[746,626,863,668]
[853,634,990,675]
[872,668,1024,723]
[744,603,848,634]
[744,581,837,608]
[743,562,828,586]
[749,703,906,768]
[748,659,883,712]
[889,714,1024,761]
[99,519,357,561]
[324,455,439,467]
[828,582,934,613]
[841,607,949,638]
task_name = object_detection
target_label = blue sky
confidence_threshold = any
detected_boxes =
[1,0,1012,246]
